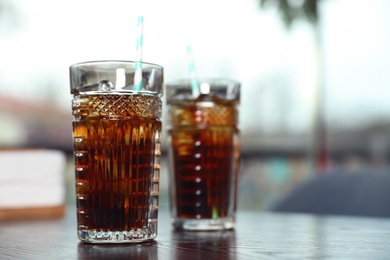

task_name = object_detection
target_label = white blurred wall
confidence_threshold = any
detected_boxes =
[0,0,389,149]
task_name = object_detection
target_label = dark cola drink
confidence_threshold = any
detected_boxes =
[73,94,161,243]
[167,89,240,231]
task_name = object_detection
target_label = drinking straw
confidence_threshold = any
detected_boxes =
[134,16,144,91]
[186,45,200,97]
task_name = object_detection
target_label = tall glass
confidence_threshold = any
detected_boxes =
[166,78,240,230]
[69,60,163,243]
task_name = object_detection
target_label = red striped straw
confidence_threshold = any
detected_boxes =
[134,16,143,91]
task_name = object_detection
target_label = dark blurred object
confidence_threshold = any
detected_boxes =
[259,0,320,27]
[272,173,390,218]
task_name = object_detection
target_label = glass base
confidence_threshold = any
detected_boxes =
[78,225,157,244]
[172,217,235,231]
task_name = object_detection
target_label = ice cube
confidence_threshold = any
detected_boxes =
[99,80,114,91]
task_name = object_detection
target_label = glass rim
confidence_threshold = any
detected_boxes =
[70,60,163,70]
[69,60,164,95]
[165,77,240,103]
[165,77,240,87]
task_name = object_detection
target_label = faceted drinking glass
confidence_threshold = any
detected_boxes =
[69,60,163,243]
[166,78,240,230]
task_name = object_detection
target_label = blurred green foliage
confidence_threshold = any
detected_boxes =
[0,0,19,32]
[259,0,320,28]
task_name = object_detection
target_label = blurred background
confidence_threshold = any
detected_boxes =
[1,0,390,212]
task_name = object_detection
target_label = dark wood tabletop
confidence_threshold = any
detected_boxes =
[1,205,390,260]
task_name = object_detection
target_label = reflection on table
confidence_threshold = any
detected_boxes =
[1,206,390,259]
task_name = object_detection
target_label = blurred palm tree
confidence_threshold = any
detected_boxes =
[259,0,329,174]
[259,0,319,28]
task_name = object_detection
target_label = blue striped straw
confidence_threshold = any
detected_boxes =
[186,45,200,97]
[134,16,144,91]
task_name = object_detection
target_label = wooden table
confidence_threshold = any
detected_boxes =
[1,205,390,260]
